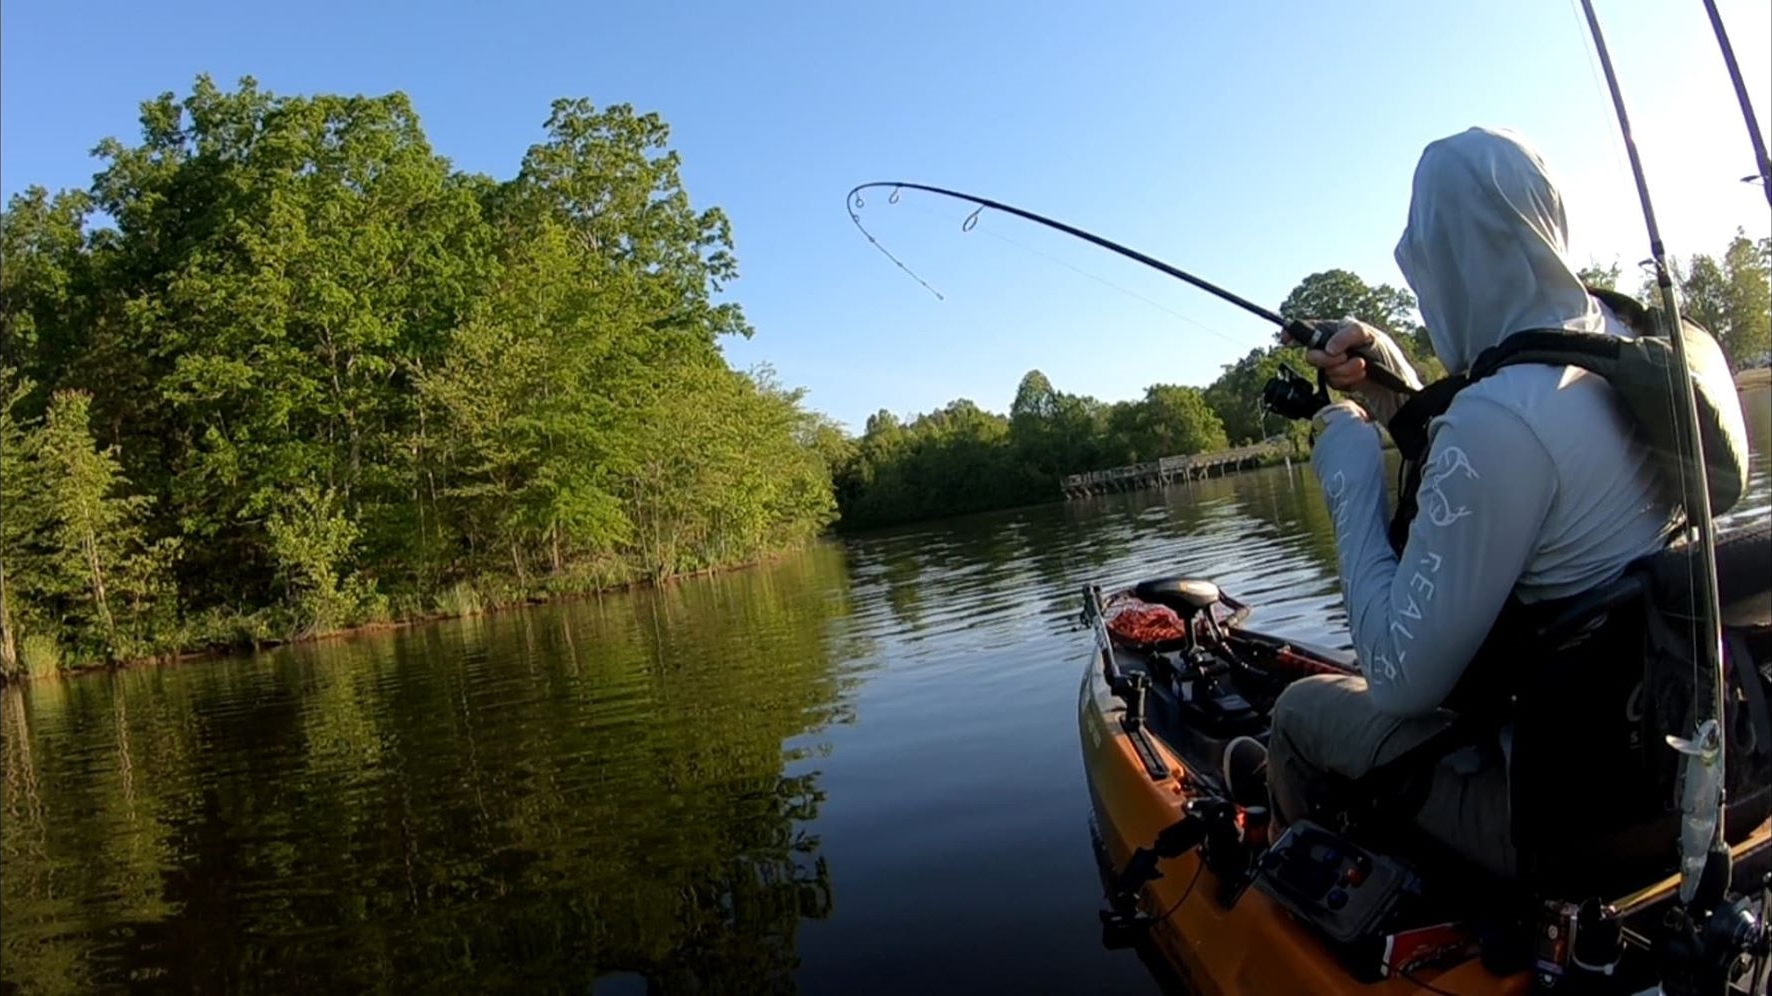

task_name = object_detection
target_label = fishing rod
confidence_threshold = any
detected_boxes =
[845,181,1417,398]
[1577,0,1736,969]
[1698,0,1772,206]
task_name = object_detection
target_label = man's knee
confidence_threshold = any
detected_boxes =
[1272,673,1367,741]
[1268,674,1369,823]
[1271,672,1442,781]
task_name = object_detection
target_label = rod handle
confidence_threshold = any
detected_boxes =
[1280,319,1418,397]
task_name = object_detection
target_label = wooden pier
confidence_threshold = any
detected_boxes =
[1060,443,1287,499]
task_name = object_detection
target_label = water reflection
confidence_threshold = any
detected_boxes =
[2,547,855,994]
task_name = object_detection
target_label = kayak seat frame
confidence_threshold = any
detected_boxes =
[1332,520,1772,901]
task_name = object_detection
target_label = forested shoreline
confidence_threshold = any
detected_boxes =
[4,77,1766,681]
[1,77,839,679]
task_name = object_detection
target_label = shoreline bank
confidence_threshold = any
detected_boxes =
[2,548,803,687]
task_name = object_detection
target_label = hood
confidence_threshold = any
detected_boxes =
[1393,127,1604,374]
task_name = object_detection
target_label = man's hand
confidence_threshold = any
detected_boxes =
[1292,318,1425,425]
[1305,319,1382,392]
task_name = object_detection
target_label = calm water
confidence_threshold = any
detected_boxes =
[5,392,1769,995]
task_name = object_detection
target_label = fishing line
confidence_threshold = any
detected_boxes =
[846,181,1418,397]
[849,188,946,300]
[886,193,1249,348]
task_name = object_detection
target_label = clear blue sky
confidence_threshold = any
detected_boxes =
[4,0,1768,431]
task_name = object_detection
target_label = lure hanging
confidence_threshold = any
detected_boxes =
[1578,0,1731,921]
[845,181,1416,397]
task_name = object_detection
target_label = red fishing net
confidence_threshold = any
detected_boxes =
[1106,601,1188,646]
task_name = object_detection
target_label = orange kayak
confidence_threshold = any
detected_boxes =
[1075,578,1772,995]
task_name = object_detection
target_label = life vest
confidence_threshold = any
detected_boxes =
[1387,288,1750,552]
[1352,291,1767,885]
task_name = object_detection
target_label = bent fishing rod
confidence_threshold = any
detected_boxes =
[1579,0,1735,952]
[845,181,1417,398]
[1698,0,1772,206]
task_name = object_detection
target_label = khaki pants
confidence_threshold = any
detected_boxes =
[1267,673,1518,878]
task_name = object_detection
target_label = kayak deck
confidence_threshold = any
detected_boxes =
[1078,632,1522,995]
[1077,581,1772,995]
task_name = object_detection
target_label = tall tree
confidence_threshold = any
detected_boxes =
[1676,232,1771,369]
[0,372,36,678]
[0,187,96,396]
[78,76,490,608]
[1010,369,1059,423]
[17,391,175,662]
[515,98,750,347]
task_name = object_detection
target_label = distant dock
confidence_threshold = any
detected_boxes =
[1060,443,1287,499]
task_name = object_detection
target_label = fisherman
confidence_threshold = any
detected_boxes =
[1227,127,1682,878]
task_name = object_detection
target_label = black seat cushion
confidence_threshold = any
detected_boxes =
[1134,577,1221,615]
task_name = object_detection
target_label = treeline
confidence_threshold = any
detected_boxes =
[0,77,836,679]
[828,237,1772,532]
[830,268,1439,529]
[828,378,1228,528]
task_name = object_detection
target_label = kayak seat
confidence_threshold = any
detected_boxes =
[1133,577,1220,618]
[1512,519,1772,896]
[1337,520,1772,899]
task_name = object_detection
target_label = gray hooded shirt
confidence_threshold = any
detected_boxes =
[1310,127,1677,718]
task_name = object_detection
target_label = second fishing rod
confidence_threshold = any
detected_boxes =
[845,181,1419,402]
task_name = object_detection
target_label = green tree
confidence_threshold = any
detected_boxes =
[1010,369,1059,423]
[79,75,490,608]
[264,484,379,635]
[1005,369,1114,484]
[623,363,835,578]
[516,98,750,345]
[1578,259,1623,291]
[14,391,176,663]
[1118,384,1228,460]
[416,218,633,583]
[1676,232,1770,369]
[0,187,97,396]
[0,372,37,678]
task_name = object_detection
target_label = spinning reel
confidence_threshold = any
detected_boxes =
[1261,363,1331,423]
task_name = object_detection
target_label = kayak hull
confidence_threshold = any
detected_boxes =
[1077,652,1526,996]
